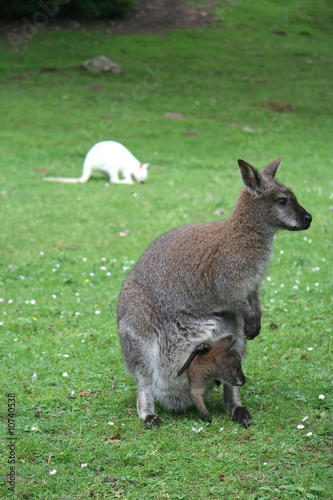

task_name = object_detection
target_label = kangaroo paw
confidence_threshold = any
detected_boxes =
[244,322,261,340]
[232,406,252,429]
[202,414,212,423]
[143,414,162,430]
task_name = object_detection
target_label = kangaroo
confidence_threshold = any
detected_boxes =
[44,141,149,184]
[177,336,247,425]
[117,157,312,429]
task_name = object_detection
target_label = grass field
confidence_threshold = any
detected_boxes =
[0,0,332,498]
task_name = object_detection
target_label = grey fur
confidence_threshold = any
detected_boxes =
[117,157,312,429]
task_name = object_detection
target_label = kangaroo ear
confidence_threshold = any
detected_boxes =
[177,343,212,377]
[262,157,281,178]
[238,159,262,196]
[227,339,237,357]
[195,342,212,354]
[143,162,149,168]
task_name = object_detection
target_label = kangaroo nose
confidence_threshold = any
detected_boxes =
[304,213,312,223]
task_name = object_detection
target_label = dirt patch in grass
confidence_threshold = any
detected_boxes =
[0,0,221,40]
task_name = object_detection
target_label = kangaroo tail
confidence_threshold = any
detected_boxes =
[43,176,86,183]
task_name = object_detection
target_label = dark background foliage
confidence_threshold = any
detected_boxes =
[0,0,137,21]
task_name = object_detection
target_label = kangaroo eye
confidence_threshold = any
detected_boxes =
[236,367,241,373]
[277,198,287,205]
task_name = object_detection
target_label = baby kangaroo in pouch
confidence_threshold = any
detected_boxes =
[177,336,247,425]
[118,157,312,429]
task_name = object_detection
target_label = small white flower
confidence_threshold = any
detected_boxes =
[8,299,13,304]
[315,283,319,287]
[263,462,268,466]
[280,250,284,255]
[108,421,115,426]
[270,299,274,303]
[63,354,70,358]
[82,257,87,262]
[30,299,36,304]
[106,272,111,276]
[306,432,312,437]
[266,277,272,282]
[95,310,101,315]
[52,268,56,272]
[318,394,325,400]
[308,347,313,351]
[306,286,310,291]
[63,372,68,377]
[219,427,224,432]
[308,239,312,243]
[81,339,85,343]
[280,283,285,288]
[100,266,107,271]
[297,424,305,429]
[0,322,3,326]
[75,312,80,316]
[293,285,299,290]
[50,469,57,475]
[52,294,57,299]
[31,373,37,380]
[55,264,60,268]
[0,298,3,302]
[31,426,38,431]
[295,280,300,284]
[40,251,45,256]
[81,463,87,468]
[90,272,94,277]
[19,275,25,280]
[302,416,309,421]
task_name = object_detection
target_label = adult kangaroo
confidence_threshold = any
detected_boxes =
[117,157,312,429]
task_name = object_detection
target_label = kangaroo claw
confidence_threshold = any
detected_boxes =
[143,414,162,430]
[232,406,252,428]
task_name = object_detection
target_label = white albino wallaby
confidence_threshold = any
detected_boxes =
[117,157,312,429]
[44,141,149,185]
[177,335,247,425]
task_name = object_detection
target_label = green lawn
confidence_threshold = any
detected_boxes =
[0,1,332,498]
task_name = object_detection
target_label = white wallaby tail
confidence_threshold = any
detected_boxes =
[43,176,87,183]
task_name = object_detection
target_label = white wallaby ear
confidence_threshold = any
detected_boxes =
[238,159,262,196]
[262,157,281,178]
